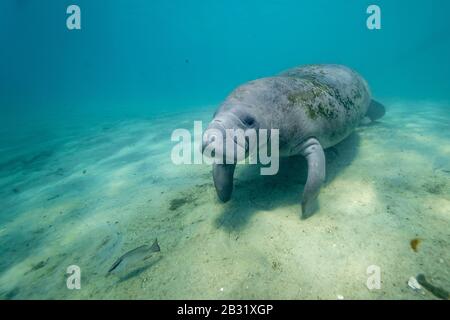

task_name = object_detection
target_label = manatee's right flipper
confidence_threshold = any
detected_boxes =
[366,99,386,122]
[213,163,236,202]
[300,138,326,218]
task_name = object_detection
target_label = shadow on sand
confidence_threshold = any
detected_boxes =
[214,133,361,232]
[116,256,163,284]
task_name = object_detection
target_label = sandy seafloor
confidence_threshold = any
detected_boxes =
[0,100,449,300]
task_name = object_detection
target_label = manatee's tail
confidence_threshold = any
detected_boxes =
[366,99,386,121]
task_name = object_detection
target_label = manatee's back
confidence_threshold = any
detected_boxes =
[277,64,372,148]
[279,64,371,113]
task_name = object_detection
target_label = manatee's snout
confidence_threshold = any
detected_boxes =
[202,115,249,162]
[202,120,226,154]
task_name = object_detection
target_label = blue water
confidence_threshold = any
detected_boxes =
[1,0,449,122]
[0,0,449,299]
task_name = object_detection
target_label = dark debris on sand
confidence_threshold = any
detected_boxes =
[169,195,195,211]
[168,184,208,211]
[422,181,446,194]
[25,258,50,275]
[410,238,421,252]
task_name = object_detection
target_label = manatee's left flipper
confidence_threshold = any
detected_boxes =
[213,163,236,202]
[300,138,326,218]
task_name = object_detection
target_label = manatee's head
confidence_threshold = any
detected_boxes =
[202,105,259,163]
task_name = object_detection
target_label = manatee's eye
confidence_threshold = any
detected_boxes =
[242,115,255,126]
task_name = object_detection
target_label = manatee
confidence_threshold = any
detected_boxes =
[202,64,385,217]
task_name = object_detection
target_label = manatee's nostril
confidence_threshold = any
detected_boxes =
[202,134,217,152]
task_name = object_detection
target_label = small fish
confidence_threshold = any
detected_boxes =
[108,238,160,273]
[416,274,449,300]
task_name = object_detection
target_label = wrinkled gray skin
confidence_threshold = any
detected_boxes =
[203,64,384,217]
